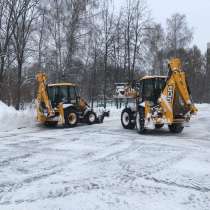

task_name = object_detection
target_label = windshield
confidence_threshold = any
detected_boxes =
[142,80,154,102]
[47,86,78,106]
[142,78,166,103]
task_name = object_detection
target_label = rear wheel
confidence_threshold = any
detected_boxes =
[64,109,78,127]
[136,107,146,134]
[168,124,184,133]
[121,108,135,129]
[85,111,97,125]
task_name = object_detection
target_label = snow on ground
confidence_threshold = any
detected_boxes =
[0,103,209,210]
[0,101,35,131]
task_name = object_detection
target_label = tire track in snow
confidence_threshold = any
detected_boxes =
[0,154,32,167]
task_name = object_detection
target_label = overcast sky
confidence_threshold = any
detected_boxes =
[115,0,209,53]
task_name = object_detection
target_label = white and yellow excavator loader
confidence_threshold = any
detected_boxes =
[35,73,109,127]
[120,58,197,134]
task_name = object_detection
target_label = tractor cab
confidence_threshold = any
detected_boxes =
[47,83,79,108]
[138,76,167,105]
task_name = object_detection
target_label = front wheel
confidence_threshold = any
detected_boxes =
[64,109,78,127]
[121,108,135,129]
[136,107,146,134]
[168,124,184,133]
[85,111,97,125]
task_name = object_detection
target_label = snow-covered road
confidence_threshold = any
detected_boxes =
[0,104,210,210]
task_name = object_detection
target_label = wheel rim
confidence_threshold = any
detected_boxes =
[68,113,77,125]
[122,112,129,126]
[136,113,140,131]
[89,113,96,123]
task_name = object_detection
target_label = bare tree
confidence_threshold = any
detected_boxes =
[0,0,26,98]
[131,0,150,79]
[36,6,47,69]
[43,0,65,81]
[100,1,115,107]
[166,13,193,57]
[146,24,165,75]
[112,11,124,83]
[122,0,151,81]
[124,0,132,81]
[63,0,89,77]
[12,0,39,109]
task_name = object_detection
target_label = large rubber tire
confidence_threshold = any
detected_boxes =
[136,107,146,134]
[121,108,135,129]
[64,109,78,127]
[168,124,184,133]
[85,111,97,125]
[155,124,164,129]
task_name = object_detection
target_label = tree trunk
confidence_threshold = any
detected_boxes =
[103,43,108,108]
[15,62,22,110]
[0,57,5,100]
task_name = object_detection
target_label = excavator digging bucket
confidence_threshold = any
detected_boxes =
[36,73,47,83]
[169,58,182,71]
[173,90,189,119]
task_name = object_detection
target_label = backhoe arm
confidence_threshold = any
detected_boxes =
[36,73,54,117]
[160,58,197,123]
[172,68,197,114]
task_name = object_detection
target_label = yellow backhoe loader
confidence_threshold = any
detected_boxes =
[120,58,197,134]
[35,73,109,127]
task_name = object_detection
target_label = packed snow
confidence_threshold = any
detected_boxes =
[0,102,209,210]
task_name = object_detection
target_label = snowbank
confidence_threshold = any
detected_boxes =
[0,101,35,132]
